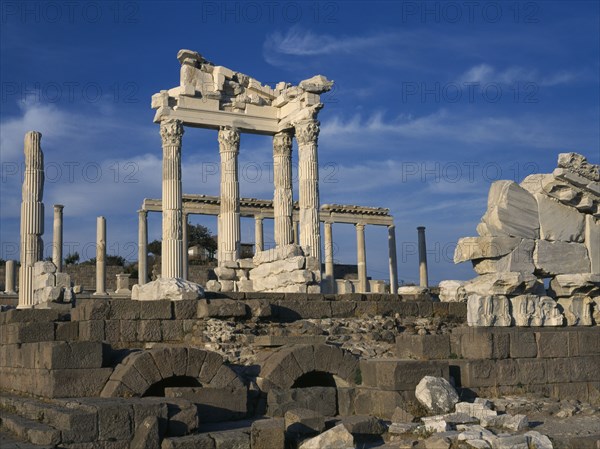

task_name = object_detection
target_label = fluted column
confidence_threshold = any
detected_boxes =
[418,226,429,287]
[182,212,189,280]
[295,119,321,266]
[160,119,184,279]
[4,260,16,294]
[94,216,107,296]
[52,204,64,272]
[255,216,264,253]
[138,209,148,285]
[356,223,368,293]
[218,126,241,265]
[293,221,300,244]
[324,222,335,293]
[18,131,44,308]
[273,131,294,247]
[388,225,398,294]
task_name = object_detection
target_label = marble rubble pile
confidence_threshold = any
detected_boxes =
[31,260,73,305]
[449,153,599,326]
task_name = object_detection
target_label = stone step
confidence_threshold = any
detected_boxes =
[0,431,54,449]
[162,429,251,449]
[0,393,97,443]
[0,409,61,447]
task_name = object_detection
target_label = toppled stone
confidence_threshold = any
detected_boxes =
[524,430,553,449]
[298,423,354,449]
[478,181,539,239]
[421,416,451,433]
[455,403,498,421]
[438,280,466,302]
[533,240,590,276]
[463,272,544,297]
[510,295,564,326]
[131,278,204,300]
[486,434,529,449]
[388,422,419,434]
[467,295,511,327]
[557,296,594,325]
[299,75,334,94]
[416,376,459,415]
[558,152,600,182]
[424,433,456,449]
[535,193,585,242]
[472,239,536,275]
[454,236,521,263]
[549,274,600,297]
[285,408,325,434]
[481,413,528,431]
[398,286,429,295]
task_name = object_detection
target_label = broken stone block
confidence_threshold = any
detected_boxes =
[585,215,600,273]
[454,236,520,263]
[298,423,354,449]
[557,296,593,325]
[55,272,72,289]
[205,280,221,292]
[130,416,160,449]
[534,240,590,276]
[478,181,539,239]
[415,376,459,415]
[472,239,535,275]
[214,266,237,280]
[463,272,543,297]
[34,261,57,276]
[549,273,600,297]
[421,416,451,433]
[284,408,325,435]
[510,295,564,326]
[391,406,415,423]
[438,280,466,302]
[455,402,497,421]
[388,422,418,434]
[34,286,62,304]
[487,434,529,449]
[398,286,429,295]
[467,295,511,327]
[131,278,204,301]
[480,413,528,431]
[340,415,385,435]
[535,193,584,242]
[251,418,285,449]
[34,273,55,290]
[557,152,600,182]
[524,431,553,449]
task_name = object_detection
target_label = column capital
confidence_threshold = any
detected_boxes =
[355,222,366,231]
[294,119,320,145]
[417,226,426,231]
[273,131,293,156]
[218,126,240,153]
[138,209,148,217]
[160,119,184,147]
[53,204,64,211]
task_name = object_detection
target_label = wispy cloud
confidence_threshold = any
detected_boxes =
[458,63,586,87]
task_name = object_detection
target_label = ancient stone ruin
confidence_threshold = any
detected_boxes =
[451,152,599,328]
[1,50,599,449]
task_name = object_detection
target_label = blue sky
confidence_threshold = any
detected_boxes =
[1,0,599,285]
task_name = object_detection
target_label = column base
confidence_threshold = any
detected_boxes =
[131,277,205,301]
[93,291,109,296]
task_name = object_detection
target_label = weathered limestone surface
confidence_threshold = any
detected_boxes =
[535,193,584,242]
[298,423,354,449]
[463,273,543,297]
[18,131,44,308]
[131,278,204,301]
[454,236,520,263]
[510,295,564,326]
[549,274,600,298]
[415,376,459,414]
[533,240,590,275]
[478,181,539,239]
[467,295,511,327]
[438,280,466,302]
[472,239,535,275]
[586,215,600,273]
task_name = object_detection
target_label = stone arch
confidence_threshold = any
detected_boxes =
[100,346,243,397]
[257,344,359,392]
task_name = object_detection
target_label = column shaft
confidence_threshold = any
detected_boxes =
[52,204,64,272]
[388,225,398,294]
[324,222,335,293]
[417,226,429,287]
[182,213,189,280]
[255,216,264,253]
[138,210,148,285]
[160,119,184,278]
[18,131,44,308]
[295,119,321,266]
[5,260,16,294]
[218,126,241,265]
[273,131,294,246]
[94,216,107,295]
[293,221,300,244]
[356,223,368,293]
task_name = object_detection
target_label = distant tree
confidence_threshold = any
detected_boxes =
[148,240,162,256]
[106,255,126,266]
[64,252,80,265]
[0,258,5,266]
[188,224,217,260]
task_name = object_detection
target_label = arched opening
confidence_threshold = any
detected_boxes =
[292,371,337,388]
[142,376,202,397]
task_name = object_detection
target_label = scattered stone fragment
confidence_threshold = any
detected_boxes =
[285,408,325,434]
[416,376,459,414]
[298,423,354,449]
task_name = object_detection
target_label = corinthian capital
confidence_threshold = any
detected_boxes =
[160,119,184,147]
[295,119,320,145]
[218,126,240,153]
[273,131,292,157]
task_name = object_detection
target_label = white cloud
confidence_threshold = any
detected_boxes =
[459,64,584,87]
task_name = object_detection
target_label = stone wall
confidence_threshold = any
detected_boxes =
[451,153,600,326]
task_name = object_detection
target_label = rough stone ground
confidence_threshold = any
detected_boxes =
[195,315,461,365]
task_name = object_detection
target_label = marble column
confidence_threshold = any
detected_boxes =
[295,119,321,266]
[293,221,300,244]
[94,216,107,296]
[18,131,44,308]
[273,131,294,247]
[218,126,241,265]
[137,209,148,285]
[182,212,189,280]
[417,226,429,288]
[324,222,335,293]
[356,223,368,293]
[254,216,264,253]
[388,225,398,294]
[4,260,16,294]
[52,204,64,272]
[160,119,184,279]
